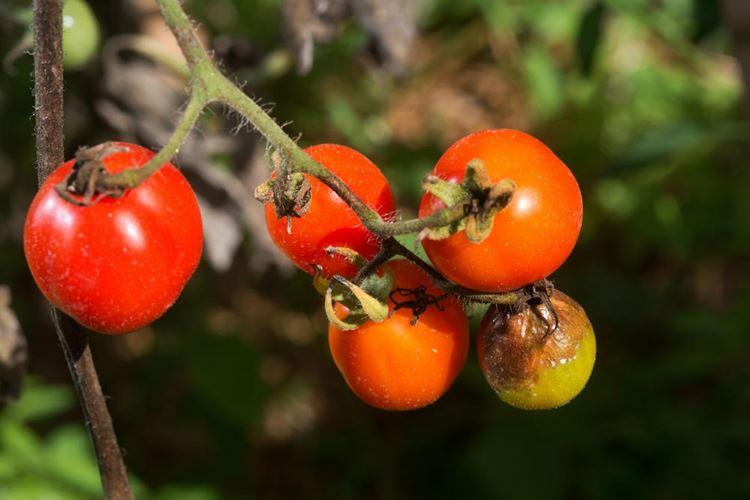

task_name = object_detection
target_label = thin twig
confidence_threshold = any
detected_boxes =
[33,1,133,499]
[114,0,472,238]
[68,0,477,238]
[353,238,526,305]
[100,90,209,188]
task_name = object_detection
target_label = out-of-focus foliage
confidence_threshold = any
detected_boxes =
[0,379,217,499]
[1,0,749,498]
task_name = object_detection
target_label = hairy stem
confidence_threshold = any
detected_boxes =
[100,90,209,188]
[387,239,521,304]
[355,238,526,305]
[151,0,472,238]
[155,0,211,67]
[152,1,522,304]
[33,1,133,499]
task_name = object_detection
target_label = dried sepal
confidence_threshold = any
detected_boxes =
[253,179,275,203]
[53,142,131,206]
[324,287,360,331]
[323,270,394,330]
[422,174,468,207]
[464,211,494,243]
[259,170,313,225]
[421,157,515,243]
[463,158,491,192]
[418,223,459,242]
[338,277,389,323]
[325,246,368,268]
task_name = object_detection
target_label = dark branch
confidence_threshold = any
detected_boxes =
[33,1,133,498]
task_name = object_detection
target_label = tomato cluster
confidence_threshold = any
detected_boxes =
[262,129,595,411]
[24,130,594,410]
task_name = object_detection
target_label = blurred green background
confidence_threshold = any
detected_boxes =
[1,0,750,498]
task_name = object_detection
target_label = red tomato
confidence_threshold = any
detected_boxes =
[328,260,469,410]
[419,129,582,292]
[24,142,203,334]
[264,144,395,278]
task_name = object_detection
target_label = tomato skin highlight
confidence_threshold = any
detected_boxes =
[328,260,469,410]
[23,142,203,334]
[419,129,583,292]
[264,144,396,278]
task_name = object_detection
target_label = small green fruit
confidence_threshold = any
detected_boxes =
[62,0,100,70]
[477,290,596,410]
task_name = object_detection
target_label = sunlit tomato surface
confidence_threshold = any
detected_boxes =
[419,129,583,292]
[328,260,469,410]
[264,144,395,278]
[24,142,203,334]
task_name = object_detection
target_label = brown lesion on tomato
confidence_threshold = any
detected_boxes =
[479,290,588,391]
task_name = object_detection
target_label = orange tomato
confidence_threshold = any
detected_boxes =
[264,144,396,278]
[328,260,469,410]
[419,129,582,292]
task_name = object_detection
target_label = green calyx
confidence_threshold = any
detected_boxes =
[324,268,395,331]
[421,158,515,243]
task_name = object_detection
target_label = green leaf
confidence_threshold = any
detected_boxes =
[0,477,82,500]
[691,0,720,42]
[8,382,73,422]
[576,2,606,76]
[522,45,563,121]
[0,420,42,468]
[608,123,708,174]
[395,233,430,262]
[156,485,222,500]
[44,425,103,496]
[185,336,266,428]
[0,453,18,480]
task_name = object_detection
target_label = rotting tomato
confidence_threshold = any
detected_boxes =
[264,144,396,278]
[24,142,203,334]
[328,259,469,410]
[419,129,583,292]
[477,290,596,410]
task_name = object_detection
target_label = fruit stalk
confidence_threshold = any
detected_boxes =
[353,238,529,305]
[99,90,209,189]
[32,1,133,498]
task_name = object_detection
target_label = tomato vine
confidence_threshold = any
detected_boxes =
[31,0,592,497]
[32,1,134,499]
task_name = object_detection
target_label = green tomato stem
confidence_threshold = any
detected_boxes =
[99,88,209,188]
[100,0,471,239]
